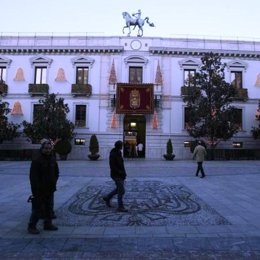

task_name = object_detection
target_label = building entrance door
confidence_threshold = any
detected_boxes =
[123,115,146,158]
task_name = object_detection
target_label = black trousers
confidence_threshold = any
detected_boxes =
[196,162,205,177]
[29,193,54,226]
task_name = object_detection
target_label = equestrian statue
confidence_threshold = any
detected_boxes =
[122,9,155,37]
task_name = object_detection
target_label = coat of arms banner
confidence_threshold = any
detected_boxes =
[116,83,154,114]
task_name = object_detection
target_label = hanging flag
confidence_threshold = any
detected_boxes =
[111,111,117,128]
[152,111,158,129]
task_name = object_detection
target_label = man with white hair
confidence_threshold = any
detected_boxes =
[27,139,59,234]
[193,140,207,178]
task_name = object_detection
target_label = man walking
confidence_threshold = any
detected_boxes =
[193,140,207,178]
[103,140,128,212]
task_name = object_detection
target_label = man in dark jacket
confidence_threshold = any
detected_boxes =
[27,140,59,234]
[103,140,128,212]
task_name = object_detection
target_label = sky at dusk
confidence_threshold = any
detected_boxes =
[1,0,259,40]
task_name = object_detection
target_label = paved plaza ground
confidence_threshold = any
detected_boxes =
[0,159,260,259]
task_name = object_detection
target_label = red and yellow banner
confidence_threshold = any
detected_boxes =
[116,83,154,114]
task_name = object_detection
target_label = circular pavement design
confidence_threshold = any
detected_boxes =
[56,179,230,227]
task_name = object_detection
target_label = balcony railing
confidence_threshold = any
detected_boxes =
[181,86,248,101]
[0,83,8,96]
[71,84,92,97]
[181,86,198,96]
[28,84,49,96]
[233,88,248,101]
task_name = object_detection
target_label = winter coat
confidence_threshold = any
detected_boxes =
[109,148,127,180]
[193,145,207,162]
[30,152,59,198]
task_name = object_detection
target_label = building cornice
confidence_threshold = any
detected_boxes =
[149,47,260,59]
[0,46,124,55]
[0,35,260,58]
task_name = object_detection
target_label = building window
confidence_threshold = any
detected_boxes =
[179,58,200,89]
[184,69,195,87]
[233,108,243,130]
[75,105,87,127]
[76,67,89,84]
[231,71,243,89]
[30,56,52,84]
[184,107,192,129]
[0,67,7,82]
[227,60,247,90]
[33,104,43,123]
[129,66,143,83]
[34,67,47,84]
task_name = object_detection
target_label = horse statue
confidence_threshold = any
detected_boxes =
[122,11,155,37]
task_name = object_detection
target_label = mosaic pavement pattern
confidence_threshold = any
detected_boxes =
[56,179,230,227]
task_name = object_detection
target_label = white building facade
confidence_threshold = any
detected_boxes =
[1,35,260,159]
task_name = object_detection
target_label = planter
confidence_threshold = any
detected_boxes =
[163,154,175,160]
[88,154,100,160]
[54,139,72,160]
[59,154,68,160]
[88,134,99,160]
[164,138,175,160]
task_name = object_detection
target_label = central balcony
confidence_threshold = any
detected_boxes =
[71,84,92,97]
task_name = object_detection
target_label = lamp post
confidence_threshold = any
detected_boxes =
[208,64,215,160]
[0,91,3,141]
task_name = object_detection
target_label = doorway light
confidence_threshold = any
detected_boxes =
[130,122,136,127]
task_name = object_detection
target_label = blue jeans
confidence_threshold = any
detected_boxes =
[106,178,125,207]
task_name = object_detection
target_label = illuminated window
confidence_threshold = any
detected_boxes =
[0,67,7,82]
[184,69,195,87]
[35,67,47,84]
[75,138,86,145]
[30,56,52,84]
[231,71,242,89]
[232,142,243,148]
[76,67,89,84]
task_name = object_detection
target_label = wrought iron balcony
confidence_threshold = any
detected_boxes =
[0,83,8,96]
[181,86,198,96]
[233,88,248,101]
[71,84,92,97]
[28,84,49,96]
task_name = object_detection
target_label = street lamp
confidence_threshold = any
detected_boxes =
[208,64,215,160]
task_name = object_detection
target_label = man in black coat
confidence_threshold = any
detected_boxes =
[103,140,128,212]
[27,140,59,234]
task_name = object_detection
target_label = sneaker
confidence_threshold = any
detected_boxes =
[117,207,128,212]
[44,224,58,231]
[103,197,112,207]
[28,226,40,234]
